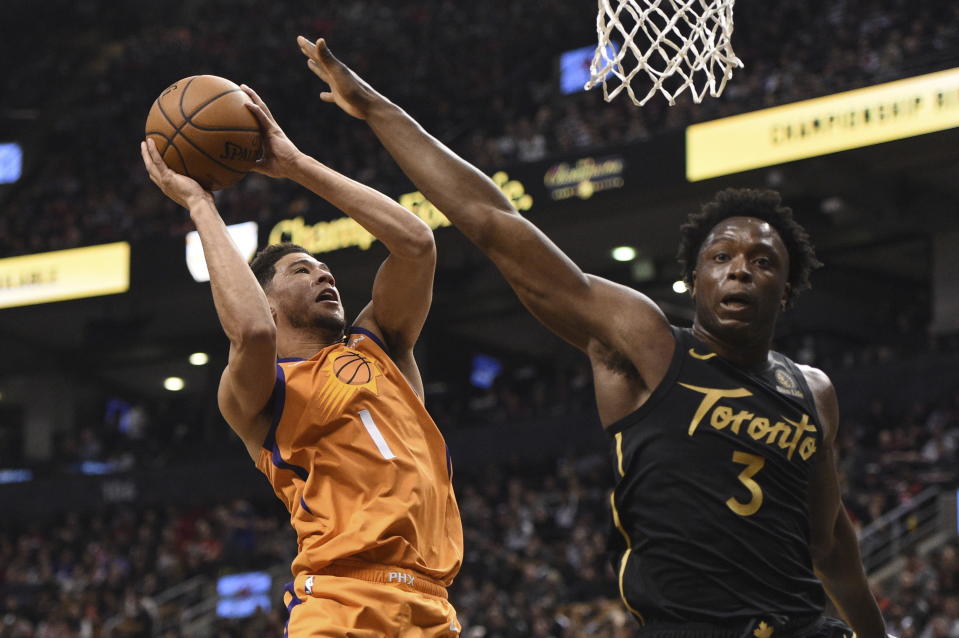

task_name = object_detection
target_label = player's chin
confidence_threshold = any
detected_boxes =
[709,311,759,336]
[314,309,346,334]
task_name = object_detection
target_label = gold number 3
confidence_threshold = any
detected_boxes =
[727,451,765,516]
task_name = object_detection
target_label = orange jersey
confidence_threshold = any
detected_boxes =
[255,327,463,586]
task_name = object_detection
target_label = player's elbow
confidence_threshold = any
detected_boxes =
[390,218,435,260]
[809,522,844,576]
[470,205,525,250]
[809,538,834,568]
[404,223,437,259]
[230,322,276,350]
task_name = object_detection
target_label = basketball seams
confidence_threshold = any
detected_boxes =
[149,98,176,156]
[156,77,199,157]
[144,130,174,143]
[176,76,199,121]
[187,123,261,133]
[144,130,185,171]
[184,87,246,120]
[146,75,259,189]
[175,129,248,176]
[175,80,258,177]
[164,142,188,176]
[146,99,165,155]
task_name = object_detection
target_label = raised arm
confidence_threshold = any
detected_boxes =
[803,366,887,638]
[241,86,435,393]
[296,37,672,367]
[140,140,276,461]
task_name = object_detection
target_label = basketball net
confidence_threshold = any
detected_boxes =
[586,0,743,106]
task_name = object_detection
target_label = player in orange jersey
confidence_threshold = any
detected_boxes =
[140,86,462,637]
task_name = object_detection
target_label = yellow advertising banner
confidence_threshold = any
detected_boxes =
[0,242,130,309]
[686,67,959,181]
[269,171,533,255]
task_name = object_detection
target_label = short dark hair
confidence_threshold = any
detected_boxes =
[250,243,311,291]
[677,188,822,305]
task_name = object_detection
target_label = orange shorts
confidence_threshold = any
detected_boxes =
[282,563,461,638]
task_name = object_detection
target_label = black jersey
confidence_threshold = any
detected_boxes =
[607,327,827,624]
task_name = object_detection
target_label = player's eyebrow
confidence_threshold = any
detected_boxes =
[287,258,328,271]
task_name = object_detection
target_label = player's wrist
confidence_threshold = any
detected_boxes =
[186,193,216,216]
[281,151,312,179]
[364,96,400,122]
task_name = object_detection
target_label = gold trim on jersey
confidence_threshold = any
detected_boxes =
[610,432,645,624]
[688,348,717,360]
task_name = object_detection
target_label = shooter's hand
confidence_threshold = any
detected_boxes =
[140,139,213,210]
[297,36,384,120]
[240,85,304,179]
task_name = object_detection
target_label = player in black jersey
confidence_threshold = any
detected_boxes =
[297,37,888,638]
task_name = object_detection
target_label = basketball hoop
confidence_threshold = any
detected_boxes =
[586,0,743,106]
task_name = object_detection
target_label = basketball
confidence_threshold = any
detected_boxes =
[144,75,262,191]
[333,352,373,385]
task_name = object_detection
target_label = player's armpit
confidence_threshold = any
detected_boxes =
[363,248,436,354]
[351,293,430,400]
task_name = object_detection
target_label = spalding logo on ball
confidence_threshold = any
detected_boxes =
[145,75,262,191]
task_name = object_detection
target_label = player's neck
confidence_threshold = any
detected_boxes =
[691,321,773,368]
[276,328,344,360]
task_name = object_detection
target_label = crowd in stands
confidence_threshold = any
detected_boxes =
[2,0,958,257]
[2,364,957,636]
[839,390,959,530]
[3,3,959,633]
[0,499,293,637]
[37,348,959,536]
[878,544,959,638]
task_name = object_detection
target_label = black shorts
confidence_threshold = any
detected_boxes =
[638,616,854,638]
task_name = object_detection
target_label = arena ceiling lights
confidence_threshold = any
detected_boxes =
[686,67,959,181]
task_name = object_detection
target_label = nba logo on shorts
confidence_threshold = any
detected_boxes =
[305,575,314,594]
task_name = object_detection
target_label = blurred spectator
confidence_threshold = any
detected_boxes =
[2,0,958,257]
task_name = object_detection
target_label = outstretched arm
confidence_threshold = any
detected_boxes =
[241,86,435,392]
[803,367,887,638]
[140,140,276,460]
[296,37,672,367]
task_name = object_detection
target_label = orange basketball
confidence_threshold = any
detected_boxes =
[144,75,262,191]
[333,353,373,385]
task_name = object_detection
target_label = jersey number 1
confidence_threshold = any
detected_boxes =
[727,451,764,516]
[359,410,396,460]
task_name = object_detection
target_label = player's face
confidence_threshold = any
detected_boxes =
[691,217,790,340]
[268,253,346,334]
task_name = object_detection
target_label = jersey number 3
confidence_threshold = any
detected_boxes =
[726,451,765,516]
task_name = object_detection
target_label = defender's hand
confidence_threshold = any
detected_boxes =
[296,36,383,119]
[240,85,303,179]
[140,139,212,210]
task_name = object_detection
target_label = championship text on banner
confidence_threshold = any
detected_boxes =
[0,242,130,309]
[686,67,959,181]
[268,172,533,256]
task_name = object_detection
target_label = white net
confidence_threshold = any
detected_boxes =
[586,0,743,106]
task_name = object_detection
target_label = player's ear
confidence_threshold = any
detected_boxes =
[688,272,696,299]
[781,283,791,310]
